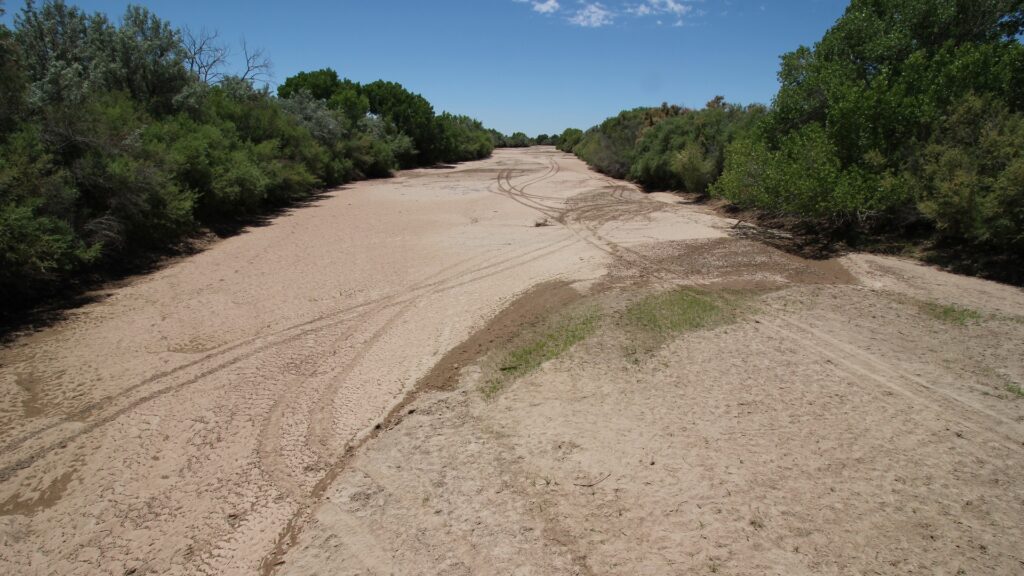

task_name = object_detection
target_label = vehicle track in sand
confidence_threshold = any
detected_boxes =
[0,149,610,575]
[4,148,1021,576]
[0,233,587,475]
[271,150,1024,576]
[492,152,1024,452]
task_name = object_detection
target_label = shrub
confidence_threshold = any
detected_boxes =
[0,3,500,314]
[556,128,583,152]
[712,0,1024,271]
[573,108,650,178]
[915,95,1024,255]
[0,125,97,301]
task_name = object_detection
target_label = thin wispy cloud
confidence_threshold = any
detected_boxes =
[514,0,703,29]
[532,0,561,14]
[513,0,563,16]
[570,3,615,27]
[629,0,693,17]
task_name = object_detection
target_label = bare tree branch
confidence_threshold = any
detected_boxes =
[182,26,229,85]
[239,38,272,85]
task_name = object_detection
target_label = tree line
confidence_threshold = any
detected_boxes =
[556,0,1024,282]
[0,0,502,311]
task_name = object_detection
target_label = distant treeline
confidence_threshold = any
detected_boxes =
[0,0,502,310]
[488,131,560,148]
[557,0,1024,282]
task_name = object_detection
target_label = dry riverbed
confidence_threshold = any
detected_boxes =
[1,148,1022,575]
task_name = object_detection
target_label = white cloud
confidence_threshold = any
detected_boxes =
[570,3,614,27]
[627,4,653,16]
[532,0,561,14]
[629,0,693,19]
[514,0,707,28]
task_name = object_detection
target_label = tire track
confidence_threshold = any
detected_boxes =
[762,316,1024,446]
[494,156,677,282]
[258,243,588,573]
[256,234,584,503]
[0,255,481,454]
[0,237,581,483]
[496,150,1024,453]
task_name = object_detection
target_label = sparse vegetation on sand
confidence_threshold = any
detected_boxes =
[624,288,741,336]
[919,302,983,326]
[482,307,600,398]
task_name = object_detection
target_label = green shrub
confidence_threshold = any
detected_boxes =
[915,95,1024,254]
[557,128,583,152]
[712,0,1023,265]
[0,3,499,314]
[0,125,97,301]
[435,113,494,161]
[574,108,650,178]
[626,102,766,193]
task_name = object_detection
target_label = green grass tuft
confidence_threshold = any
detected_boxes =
[920,302,983,326]
[1006,383,1024,398]
[624,288,737,336]
[482,308,600,398]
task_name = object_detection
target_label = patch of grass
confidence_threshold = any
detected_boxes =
[624,288,742,336]
[919,302,983,326]
[1006,383,1024,398]
[482,307,600,398]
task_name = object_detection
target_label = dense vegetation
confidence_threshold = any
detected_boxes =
[567,101,766,192]
[0,0,497,310]
[716,0,1024,264]
[489,130,535,148]
[561,0,1024,281]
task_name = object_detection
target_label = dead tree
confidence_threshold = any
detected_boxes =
[182,26,229,85]
[239,38,272,85]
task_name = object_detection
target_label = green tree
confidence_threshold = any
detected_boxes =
[111,5,189,113]
[557,128,583,152]
[363,80,439,165]
[0,2,500,313]
[573,108,651,178]
[714,0,1024,272]
[277,68,341,100]
[0,2,26,134]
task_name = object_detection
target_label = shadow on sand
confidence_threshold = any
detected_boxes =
[0,190,337,344]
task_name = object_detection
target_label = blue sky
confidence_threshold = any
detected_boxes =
[2,1,850,135]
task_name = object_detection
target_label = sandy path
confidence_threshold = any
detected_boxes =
[3,147,1023,575]
[1,148,691,575]
[273,155,1024,574]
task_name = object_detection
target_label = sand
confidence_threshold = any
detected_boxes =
[1,148,1022,575]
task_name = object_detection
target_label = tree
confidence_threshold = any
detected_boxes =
[238,38,271,85]
[0,2,26,134]
[712,0,1024,276]
[0,1,499,311]
[112,5,190,112]
[182,26,228,84]
[14,0,116,108]
[363,80,439,165]
[328,81,369,124]
[277,68,341,100]
[557,128,583,152]
[572,109,650,178]
[507,132,532,147]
